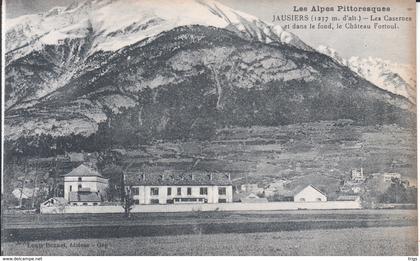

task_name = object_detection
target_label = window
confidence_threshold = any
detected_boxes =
[78,184,82,189]
[167,187,172,196]
[200,187,208,195]
[133,199,140,205]
[166,199,174,204]
[150,199,159,204]
[69,185,72,192]
[72,203,77,206]
[131,187,139,195]
[78,177,82,182]
[150,187,159,196]
[177,187,182,195]
[82,203,88,206]
[218,199,227,203]
[187,187,192,195]
[93,203,98,206]
[218,187,226,195]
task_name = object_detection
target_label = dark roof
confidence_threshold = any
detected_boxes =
[69,192,101,202]
[305,185,327,196]
[125,171,232,186]
[283,184,326,197]
[64,164,104,178]
[68,152,84,162]
[239,193,268,203]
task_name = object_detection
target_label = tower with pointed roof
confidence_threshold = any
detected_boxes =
[63,164,109,202]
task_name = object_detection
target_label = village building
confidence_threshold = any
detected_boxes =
[293,185,327,202]
[238,193,268,203]
[351,168,365,182]
[12,187,35,200]
[63,164,109,202]
[337,195,361,202]
[125,172,233,205]
[66,152,85,162]
[240,183,264,194]
[40,197,68,213]
[383,172,401,182]
[40,197,67,208]
[68,188,102,206]
[263,179,288,196]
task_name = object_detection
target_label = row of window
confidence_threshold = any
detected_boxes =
[132,198,228,205]
[72,202,99,206]
[131,187,227,196]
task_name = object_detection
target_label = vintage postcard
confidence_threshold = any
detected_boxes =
[1,0,417,256]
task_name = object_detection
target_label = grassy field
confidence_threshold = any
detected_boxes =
[2,226,417,255]
[3,209,417,229]
[1,209,417,255]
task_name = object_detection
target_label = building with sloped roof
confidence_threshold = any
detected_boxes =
[69,191,102,206]
[337,195,360,202]
[293,185,327,202]
[125,172,233,205]
[239,193,268,203]
[63,164,109,202]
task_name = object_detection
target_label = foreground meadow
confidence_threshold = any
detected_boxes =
[2,226,417,256]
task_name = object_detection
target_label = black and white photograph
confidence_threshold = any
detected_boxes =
[1,0,417,257]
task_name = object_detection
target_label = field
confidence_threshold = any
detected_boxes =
[1,209,417,255]
[2,226,416,256]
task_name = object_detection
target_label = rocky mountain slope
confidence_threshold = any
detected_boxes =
[5,0,311,110]
[4,0,415,154]
[317,45,416,103]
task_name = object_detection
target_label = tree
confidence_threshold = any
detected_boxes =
[123,187,134,218]
[380,178,416,204]
[120,160,136,218]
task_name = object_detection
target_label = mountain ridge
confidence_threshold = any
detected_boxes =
[317,45,416,103]
[5,0,314,111]
[5,25,414,145]
[4,0,415,152]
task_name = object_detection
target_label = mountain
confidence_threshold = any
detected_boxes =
[5,0,312,110]
[4,0,415,155]
[317,45,416,103]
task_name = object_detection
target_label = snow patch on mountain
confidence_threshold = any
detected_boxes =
[6,0,312,57]
[317,45,416,103]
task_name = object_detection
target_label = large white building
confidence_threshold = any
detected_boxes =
[63,164,109,202]
[125,172,233,205]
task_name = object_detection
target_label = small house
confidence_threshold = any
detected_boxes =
[337,195,361,202]
[383,173,401,182]
[239,193,268,203]
[294,185,327,202]
[240,184,263,194]
[12,188,35,199]
[40,197,67,213]
[66,152,85,162]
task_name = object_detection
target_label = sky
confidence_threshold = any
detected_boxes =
[4,0,416,65]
